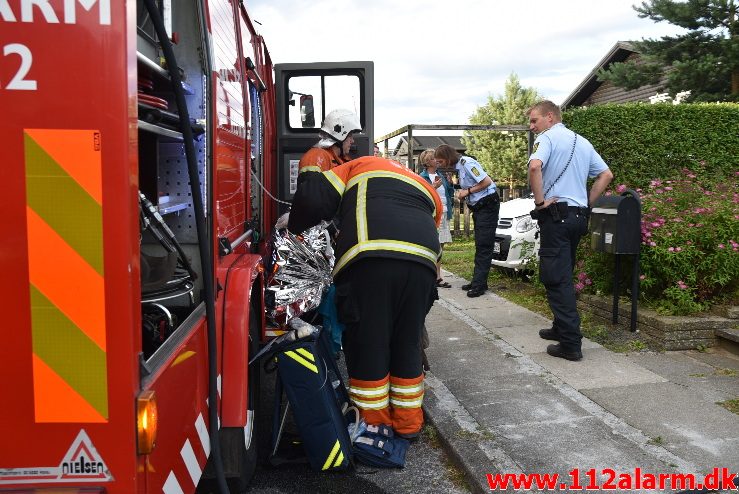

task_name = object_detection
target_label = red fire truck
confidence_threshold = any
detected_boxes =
[0,1,373,492]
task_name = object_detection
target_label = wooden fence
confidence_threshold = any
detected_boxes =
[450,186,529,237]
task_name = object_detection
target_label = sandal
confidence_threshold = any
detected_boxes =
[436,279,452,288]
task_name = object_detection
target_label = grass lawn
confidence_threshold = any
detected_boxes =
[442,236,652,353]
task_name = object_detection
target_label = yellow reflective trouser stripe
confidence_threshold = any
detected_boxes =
[351,397,390,409]
[284,350,318,373]
[349,383,389,397]
[334,239,438,275]
[323,170,346,195]
[334,451,344,467]
[300,165,321,173]
[322,440,341,470]
[295,347,315,362]
[390,396,424,408]
[390,384,424,395]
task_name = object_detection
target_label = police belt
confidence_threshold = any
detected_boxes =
[531,202,590,221]
[466,191,499,212]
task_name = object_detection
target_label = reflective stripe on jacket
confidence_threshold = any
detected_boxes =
[288,157,442,276]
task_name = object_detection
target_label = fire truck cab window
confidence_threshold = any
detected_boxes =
[287,75,361,130]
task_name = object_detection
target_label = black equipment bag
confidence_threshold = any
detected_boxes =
[273,328,352,471]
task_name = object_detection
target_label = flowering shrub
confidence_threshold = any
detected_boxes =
[577,168,739,315]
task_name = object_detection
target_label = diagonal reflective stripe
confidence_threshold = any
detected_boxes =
[284,351,318,373]
[334,451,344,467]
[30,285,108,419]
[295,347,315,362]
[322,440,341,471]
[323,170,346,195]
[356,180,368,242]
[335,239,438,274]
[25,133,104,275]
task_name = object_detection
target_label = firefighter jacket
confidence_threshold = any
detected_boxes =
[298,146,349,173]
[288,156,443,277]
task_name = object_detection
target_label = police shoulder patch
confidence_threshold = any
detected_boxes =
[533,142,539,153]
[470,166,480,177]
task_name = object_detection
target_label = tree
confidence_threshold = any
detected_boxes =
[598,0,739,102]
[463,73,542,190]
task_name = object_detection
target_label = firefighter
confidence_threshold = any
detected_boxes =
[298,109,362,173]
[288,156,442,439]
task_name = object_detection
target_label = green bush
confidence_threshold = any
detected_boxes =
[563,103,739,315]
[563,103,739,187]
[577,176,739,314]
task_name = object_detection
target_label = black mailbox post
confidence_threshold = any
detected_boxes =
[590,190,642,331]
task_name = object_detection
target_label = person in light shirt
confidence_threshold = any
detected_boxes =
[527,100,613,362]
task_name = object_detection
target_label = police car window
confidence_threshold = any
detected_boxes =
[287,75,361,130]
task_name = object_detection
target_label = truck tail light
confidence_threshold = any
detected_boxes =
[136,390,158,455]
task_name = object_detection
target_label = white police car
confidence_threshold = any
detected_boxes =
[491,195,540,271]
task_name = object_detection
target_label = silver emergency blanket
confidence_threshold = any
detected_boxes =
[266,222,334,326]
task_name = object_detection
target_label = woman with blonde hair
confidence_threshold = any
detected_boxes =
[418,148,454,288]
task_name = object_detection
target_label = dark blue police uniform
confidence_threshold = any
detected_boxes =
[455,156,499,294]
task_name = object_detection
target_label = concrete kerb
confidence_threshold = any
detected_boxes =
[421,286,704,492]
[423,374,518,494]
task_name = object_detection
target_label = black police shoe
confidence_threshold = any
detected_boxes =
[466,287,487,298]
[539,328,560,341]
[461,283,473,291]
[546,343,582,361]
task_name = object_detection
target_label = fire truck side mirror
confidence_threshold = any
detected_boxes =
[300,95,315,128]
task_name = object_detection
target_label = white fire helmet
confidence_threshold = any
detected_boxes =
[317,109,362,147]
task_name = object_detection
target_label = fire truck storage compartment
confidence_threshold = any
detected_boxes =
[137,0,207,360]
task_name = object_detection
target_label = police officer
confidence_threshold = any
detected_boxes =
[435,144,499,297]
[527,100,613,361]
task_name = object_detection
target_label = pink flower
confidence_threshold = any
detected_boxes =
[639,275,646,280]
[675,247,682,252]
[649,241,657,247]
[616,184,627,193]
[664,186,673,191]
[677,281,688,290]
[668,247,675,252]
[584,279,592,286]
[575,282,585,292]
[650,179,662,187]
[704,191,712,196]
[718,244,725,249]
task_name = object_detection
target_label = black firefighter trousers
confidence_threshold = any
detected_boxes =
[334,257,437,381]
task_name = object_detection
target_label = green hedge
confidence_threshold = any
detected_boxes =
[563,103,739,187]
[560,103,739,315]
